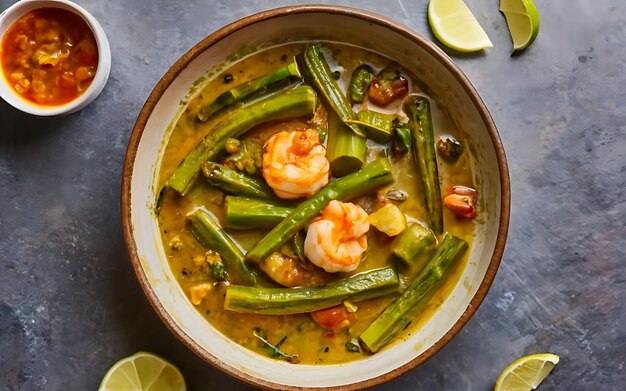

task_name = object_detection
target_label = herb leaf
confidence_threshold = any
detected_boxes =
[253,328,300,363]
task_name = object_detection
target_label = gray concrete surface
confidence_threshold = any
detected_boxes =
[1,0,624,389]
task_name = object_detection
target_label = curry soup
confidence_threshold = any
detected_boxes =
[156,42,476,365]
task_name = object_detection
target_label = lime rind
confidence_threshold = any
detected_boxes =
[428,0,493,53]
[500,0,540,52]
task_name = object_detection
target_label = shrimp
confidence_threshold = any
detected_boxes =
[304,200,370,273]
[262,129,330,199]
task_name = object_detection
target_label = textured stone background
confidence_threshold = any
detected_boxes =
[0,0,624,390]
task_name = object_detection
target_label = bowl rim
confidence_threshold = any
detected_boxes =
[121,5,511,390]
[0,0,111,116]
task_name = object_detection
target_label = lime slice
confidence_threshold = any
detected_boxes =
[99,352,186,391]
[494,353,560,391]
[428,0,493,52]
[500,0,540,52]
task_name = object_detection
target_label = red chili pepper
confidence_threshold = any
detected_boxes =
[311,305,355,330]
[443,185,477,220]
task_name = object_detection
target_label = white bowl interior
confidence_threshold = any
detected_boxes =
[0,0,111,116]
[129,11,502,388]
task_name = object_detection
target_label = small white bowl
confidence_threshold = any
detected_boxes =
[0,0,111,116]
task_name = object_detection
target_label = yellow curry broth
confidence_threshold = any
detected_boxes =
[157,42,475,364]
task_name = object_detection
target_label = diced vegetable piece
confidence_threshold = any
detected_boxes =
[197,59,302,122]
[298,43,366,137]
[348,64,373,103]
[369,204,407,236]
[437,136,464,163]
[224,196,294,229]
[404,95,444,234]
[368,68,409,106]
[189,283,214,305]
[188,209,257,286]
[311,305,355,330]
[443,185,477,219]
[224,266,399,315]
[168,85,317,195]
[202,162,275,199]
[245,158,394,264]
[360,233,468,352]
[326,112,366,177]
[393,224,436,265]
[393,123,412,154]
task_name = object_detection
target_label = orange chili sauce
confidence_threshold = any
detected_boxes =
[0,8,99,106]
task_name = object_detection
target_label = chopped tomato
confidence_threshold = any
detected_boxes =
[311,305,355,330]
[368,76,408,106]
[444,186,477,220]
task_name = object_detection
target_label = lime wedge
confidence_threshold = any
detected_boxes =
[428,0,493,52]
[99,352,186,391]
[494,353,560,391]
[500,0,540,52]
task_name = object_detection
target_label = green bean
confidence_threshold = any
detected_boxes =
[245,158,394,264]
[404,95,443,234]
[201,162,275,199]
[298,43,366,137]
[188,208,257,286]
[197,59,301,122]
[224,196,293,229]
[360,233,467,352]
[168,85,317,195]
[224,267,399,315]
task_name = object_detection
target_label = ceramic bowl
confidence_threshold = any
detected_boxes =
[121,5,510,390]
[0,0,111,116]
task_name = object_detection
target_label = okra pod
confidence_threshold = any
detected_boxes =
[224,196,294,229]
[298,43,366,137]
[404,95,443,234]
[188,208,257,286]
[326,112,366,177]
[224,267,399,315]
[393,224,436,265]
[168,85,317,195]
[201,162,274,200]
[360,233,467,352]
[245,158,394,264]
[197,59,302,122]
